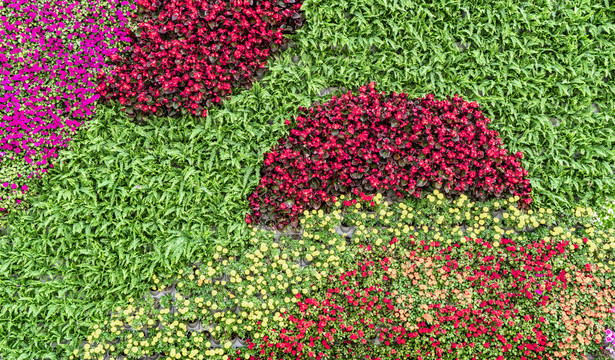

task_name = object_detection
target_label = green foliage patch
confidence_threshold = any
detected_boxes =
[0,103,256,359]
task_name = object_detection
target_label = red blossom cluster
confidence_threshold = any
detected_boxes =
[246,82,532,229]
[397,236,569,360]
[95,0,304,121]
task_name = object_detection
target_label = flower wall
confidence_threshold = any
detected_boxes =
[1,0,614,359]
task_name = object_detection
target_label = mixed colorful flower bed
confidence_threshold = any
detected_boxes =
[70,193,615,360]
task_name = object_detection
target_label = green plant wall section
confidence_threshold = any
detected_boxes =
[1,0,615,359]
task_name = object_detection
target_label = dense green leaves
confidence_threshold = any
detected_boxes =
[0,103,278,358]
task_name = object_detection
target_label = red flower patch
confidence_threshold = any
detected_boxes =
[246,82,532,229]
[96,0,304,121]
[241,249,406,360]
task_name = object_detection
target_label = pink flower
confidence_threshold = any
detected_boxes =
[0,0,133,215]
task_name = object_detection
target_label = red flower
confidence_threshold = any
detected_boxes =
[98,0,305,120]
[246,85,532,228]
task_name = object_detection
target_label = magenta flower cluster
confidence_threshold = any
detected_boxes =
[0,0,133,214]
